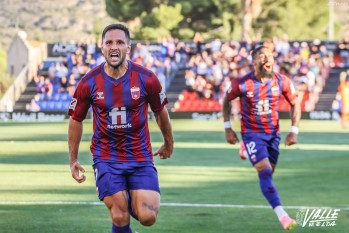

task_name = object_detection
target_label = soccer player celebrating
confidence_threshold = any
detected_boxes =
[222,46,301,231]
[68,24,174,233]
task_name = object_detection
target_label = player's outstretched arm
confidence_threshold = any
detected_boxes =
[68,117,86,183]
[285,99,301,146]
[153,107,174,159]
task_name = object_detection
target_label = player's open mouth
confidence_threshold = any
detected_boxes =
[264,64,272,71]
[110,53,120,62]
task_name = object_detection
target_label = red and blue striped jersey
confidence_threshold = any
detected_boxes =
[68,61,168,163]
[225,71,296,134]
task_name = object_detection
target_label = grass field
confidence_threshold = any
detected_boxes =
[0,119,348,233]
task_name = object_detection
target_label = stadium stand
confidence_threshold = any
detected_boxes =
[172,38,333,113]
[21,37,182,112]
[12,36,348,114]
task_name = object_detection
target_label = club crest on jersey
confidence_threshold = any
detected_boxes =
[271,86,279,96]
[131,86,140,100]
[251,154,257,162]
[69,98,77,110]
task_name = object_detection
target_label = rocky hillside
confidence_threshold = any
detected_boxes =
[0,0,115,50]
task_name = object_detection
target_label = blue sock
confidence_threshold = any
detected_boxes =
[258,169,281,209]
[112,223,132,233]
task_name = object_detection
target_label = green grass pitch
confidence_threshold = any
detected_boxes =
[0,119,348,233]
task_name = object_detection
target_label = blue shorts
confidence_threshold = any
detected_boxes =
[241,133,281,166]
[92,162,160,201]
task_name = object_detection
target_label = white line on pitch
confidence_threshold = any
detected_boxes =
[0,201,347,211]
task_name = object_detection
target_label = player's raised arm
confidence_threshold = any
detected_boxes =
[153,107,174,159]
[68,117,86,183]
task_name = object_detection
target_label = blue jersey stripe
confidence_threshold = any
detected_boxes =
[138,73,152,162]
[253,82,264,133]
[266,81,274,130]
[105,78,118,160]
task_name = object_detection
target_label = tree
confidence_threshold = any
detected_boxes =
[253,0,329,40]
[241,0,262,41]
[171,0,241,40]
[105,0,164,21]
[105,0,333,41]
[135,4,184,40]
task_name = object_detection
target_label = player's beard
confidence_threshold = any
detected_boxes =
[259,64,274,78]
[106,52,127,69]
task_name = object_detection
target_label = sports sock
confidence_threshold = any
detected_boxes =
[258,169,281,209]
[274,205,288,221]
[112,223,132,233]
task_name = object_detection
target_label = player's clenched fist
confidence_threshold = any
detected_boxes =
[284,132,298,146]
[225,128,239,145]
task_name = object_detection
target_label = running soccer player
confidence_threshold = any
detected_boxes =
[222,46,301,231]
[68,23,174,233]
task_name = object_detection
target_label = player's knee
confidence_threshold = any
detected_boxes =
[111,211,129,226]
[138,212,157,226]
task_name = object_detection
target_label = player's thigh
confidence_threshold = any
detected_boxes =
[103,191,132,226]
[130,189,160,216]
[127,166,161,217]
[103,190,128,212]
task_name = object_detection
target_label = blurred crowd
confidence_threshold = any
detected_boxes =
[175,33,333,112]
[26,33,349,114]
[26,38,181,112]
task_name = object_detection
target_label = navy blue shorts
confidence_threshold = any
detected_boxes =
[92,162,160,201]
[241,133,281,166]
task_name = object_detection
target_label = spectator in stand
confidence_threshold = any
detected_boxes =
[44,77,53,99]
[174,41,188,68]
[26,94,40,112]
[58,76,68,93]
[193,32,204,54]
[195,75,207,99]
[274,34,290,56]
[35,75,46,94]
[56,62,69,80]
[48,63,56,80]
[184,69,196,92]
[67,74,77,95]
[337,34,349,67]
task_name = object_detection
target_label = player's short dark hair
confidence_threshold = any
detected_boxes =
[251,46,269,59]
[101,23,130,43]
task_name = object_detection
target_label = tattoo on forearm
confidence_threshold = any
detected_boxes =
[143,202,159,213]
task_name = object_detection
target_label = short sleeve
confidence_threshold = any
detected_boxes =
[145,73,168,113]
[225,78,241,101]
[68,79,91,122]
[281,75,297,104]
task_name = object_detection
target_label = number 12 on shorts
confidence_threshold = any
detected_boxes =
[246,141,257,155]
